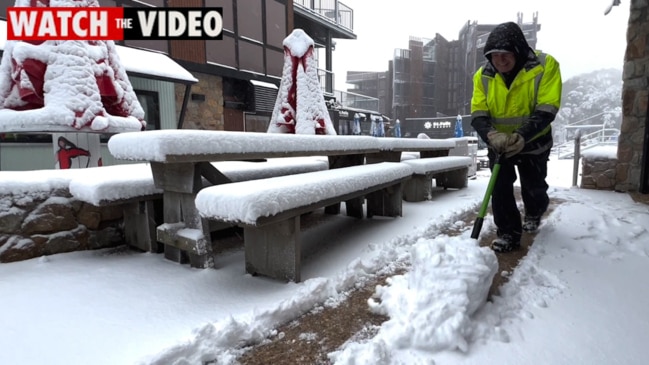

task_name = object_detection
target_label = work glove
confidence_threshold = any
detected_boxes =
[504,133,525,158]
[487,131,509,153]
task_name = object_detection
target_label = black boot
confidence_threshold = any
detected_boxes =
[523,216,541,233]
[491,233,521,253]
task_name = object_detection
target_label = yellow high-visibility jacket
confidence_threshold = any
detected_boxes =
[471,52,562,145]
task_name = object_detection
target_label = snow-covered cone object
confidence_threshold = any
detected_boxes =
[0,0,146,133]
[267,29,336,135]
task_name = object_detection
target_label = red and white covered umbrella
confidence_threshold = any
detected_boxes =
[0,0,145,134]
[267,29,336,135]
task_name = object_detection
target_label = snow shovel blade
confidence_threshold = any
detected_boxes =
[470,154,502,239]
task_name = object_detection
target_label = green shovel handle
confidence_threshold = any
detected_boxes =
[471,154,503,239]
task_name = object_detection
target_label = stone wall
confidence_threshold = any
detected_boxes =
[614,0,649,192]
[581,155,619,190]
[175,72,224,130]
[0,190,125,263]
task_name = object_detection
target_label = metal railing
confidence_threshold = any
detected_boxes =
[315,71,380,111]
[346,72,382,83]
[333,90,379,111]
[293,0,354,31]
[555,128,620,160]
[317,68,335,95]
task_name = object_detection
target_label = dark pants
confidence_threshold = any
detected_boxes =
[488,149,551,240]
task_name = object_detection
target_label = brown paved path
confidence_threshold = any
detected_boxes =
[237,189,647,364]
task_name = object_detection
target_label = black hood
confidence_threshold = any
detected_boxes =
[484,22,533,68]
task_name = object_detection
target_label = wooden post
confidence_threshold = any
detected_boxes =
[244,216,301,282]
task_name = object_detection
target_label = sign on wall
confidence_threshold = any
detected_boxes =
[52,133,101,169]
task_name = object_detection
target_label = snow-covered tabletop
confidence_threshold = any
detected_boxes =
[375,137,456,151]
[108,129,457,163]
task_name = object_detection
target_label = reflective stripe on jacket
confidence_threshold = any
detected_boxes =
[471,51,562,142]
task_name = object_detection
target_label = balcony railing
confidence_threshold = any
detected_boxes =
[346,72,382,83]
[317,68,335,96]
[333,90,379,112]
[294,0,354,31]
[314,70,380,112]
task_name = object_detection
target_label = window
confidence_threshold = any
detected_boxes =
[207,36,237,66]
[206,0,234,32]
[239,40,264,73]
[265,0,286,47]
[136,90,161,130]
[0,133,52,143]
[204,0,285,76]
[266,48,284,77]
[237,0,263,42]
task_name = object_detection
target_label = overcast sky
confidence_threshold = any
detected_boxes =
[331,0,630,85]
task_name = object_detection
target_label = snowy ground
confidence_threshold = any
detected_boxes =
[1,154,649,365]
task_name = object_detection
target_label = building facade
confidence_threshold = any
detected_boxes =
[346,13,540,121]
[0,0,356,170]
[93,0,356,133]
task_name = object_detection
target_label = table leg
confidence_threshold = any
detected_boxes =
[326,154,365,215]
[152,162,215,268]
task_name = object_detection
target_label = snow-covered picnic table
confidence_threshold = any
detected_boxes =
[107,130,458,273]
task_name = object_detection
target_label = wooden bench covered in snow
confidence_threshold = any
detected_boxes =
[194,162,414,282]
[68,164,164,253]
[68,158,329,253]
[401,156,473,202]
[322,137,456,214]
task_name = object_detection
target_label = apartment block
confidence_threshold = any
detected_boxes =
[346,12,540,121]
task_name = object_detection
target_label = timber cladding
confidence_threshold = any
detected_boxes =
[170,39,207,63]
[168,0,207,63]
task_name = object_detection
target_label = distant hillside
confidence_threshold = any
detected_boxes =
[554,68,623,139]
